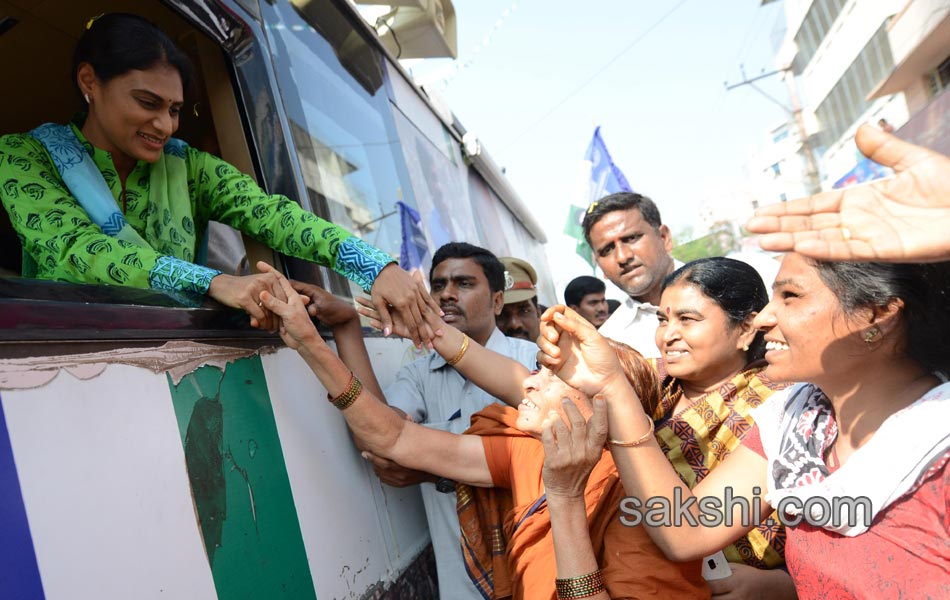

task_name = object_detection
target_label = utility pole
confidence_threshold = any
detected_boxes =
[725,65,821,195]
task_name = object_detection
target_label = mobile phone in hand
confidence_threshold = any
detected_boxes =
[701,550,733,581]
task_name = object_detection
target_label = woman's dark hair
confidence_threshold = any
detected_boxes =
[813,260,950,375]
[662,257,769,362]
[73,13,193,96]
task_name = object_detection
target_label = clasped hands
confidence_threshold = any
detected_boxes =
[535,307,630,497]
[211,261,443,347]
[536,305,628,398]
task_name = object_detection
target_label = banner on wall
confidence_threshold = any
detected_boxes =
[832,156,891,189]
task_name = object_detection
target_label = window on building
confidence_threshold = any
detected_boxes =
[779,193,788,202]
[771,162,782,176]
[926,54,950,97]
[793,0,847,73]
[814,23,894,148]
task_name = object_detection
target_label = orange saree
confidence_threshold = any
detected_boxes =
[458,404,708,600]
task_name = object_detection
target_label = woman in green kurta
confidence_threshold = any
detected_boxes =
[0,12,438,340]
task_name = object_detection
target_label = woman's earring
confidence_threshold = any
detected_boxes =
[84,93,90,104]
[863,327,882,347]
[742,344,750,352]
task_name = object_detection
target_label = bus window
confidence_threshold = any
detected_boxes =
[0,1,262,279]
[258,0,411,300]
[0,0,287,337]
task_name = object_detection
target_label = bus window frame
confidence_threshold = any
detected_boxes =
[0,0,356,344]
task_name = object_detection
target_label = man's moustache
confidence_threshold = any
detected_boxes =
[441,304,465,317]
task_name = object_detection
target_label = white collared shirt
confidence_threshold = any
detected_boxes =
[598,296,662,358]
[598,260,683,358]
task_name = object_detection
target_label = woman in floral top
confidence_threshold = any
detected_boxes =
[0,13,439,340]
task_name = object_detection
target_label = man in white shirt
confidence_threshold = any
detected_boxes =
[582,192,679,357]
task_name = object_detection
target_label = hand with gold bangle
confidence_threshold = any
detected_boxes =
[555,570,606,599]
[357,294,469,361]
[356,296,532,408]
[328,373,363,410]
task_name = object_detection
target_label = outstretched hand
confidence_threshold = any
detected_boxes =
[537,305,626,397]
[370,265,444,346]
[747,124,950,263]
[256,261,325,351]
[290,279,359,328]
[541,397,608,500]
[207,270,290,332]
[356,295,445,346]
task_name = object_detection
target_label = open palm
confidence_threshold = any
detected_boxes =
[748,124,950,262]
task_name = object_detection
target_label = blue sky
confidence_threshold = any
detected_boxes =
[405,0,792,293]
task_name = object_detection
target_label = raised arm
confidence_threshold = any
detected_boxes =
[287,274,384,400]
[746,124,950,263]
[543,398,611,600]
[258,263,492,487]
[195,150,443,345]
[537,306,769,561]
[356,296,531,407]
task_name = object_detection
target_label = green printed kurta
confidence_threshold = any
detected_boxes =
[0,122,394,293]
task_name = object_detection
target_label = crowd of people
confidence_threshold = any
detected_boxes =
[2,12,949,600]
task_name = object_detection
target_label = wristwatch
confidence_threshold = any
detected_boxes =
[435,477,456,493]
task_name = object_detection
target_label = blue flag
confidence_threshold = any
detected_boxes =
[565,127,634,268]
[397,201,429,274]
[585,126,633,202]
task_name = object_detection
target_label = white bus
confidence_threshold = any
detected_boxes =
[0,1,550,598]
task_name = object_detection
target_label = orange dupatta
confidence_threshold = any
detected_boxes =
[458,404,708,600]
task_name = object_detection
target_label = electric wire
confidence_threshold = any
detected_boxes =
[499,0,690,151]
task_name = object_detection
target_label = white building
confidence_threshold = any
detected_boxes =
[868,0,950,156]
[776,0,909,187]
[746,120,812,205]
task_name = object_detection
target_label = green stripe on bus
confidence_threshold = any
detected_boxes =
[167,356,316,599]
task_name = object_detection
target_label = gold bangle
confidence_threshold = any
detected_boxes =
[328,373,363,410]
[446,334,470,366]
[608,412,655,447]
[555,569,605,599]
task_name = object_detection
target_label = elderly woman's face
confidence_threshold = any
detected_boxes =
[516,367,590,435]
[87,63,184,165]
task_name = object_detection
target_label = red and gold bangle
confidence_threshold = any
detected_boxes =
[328,373,363,410]
[555,569,605,599]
